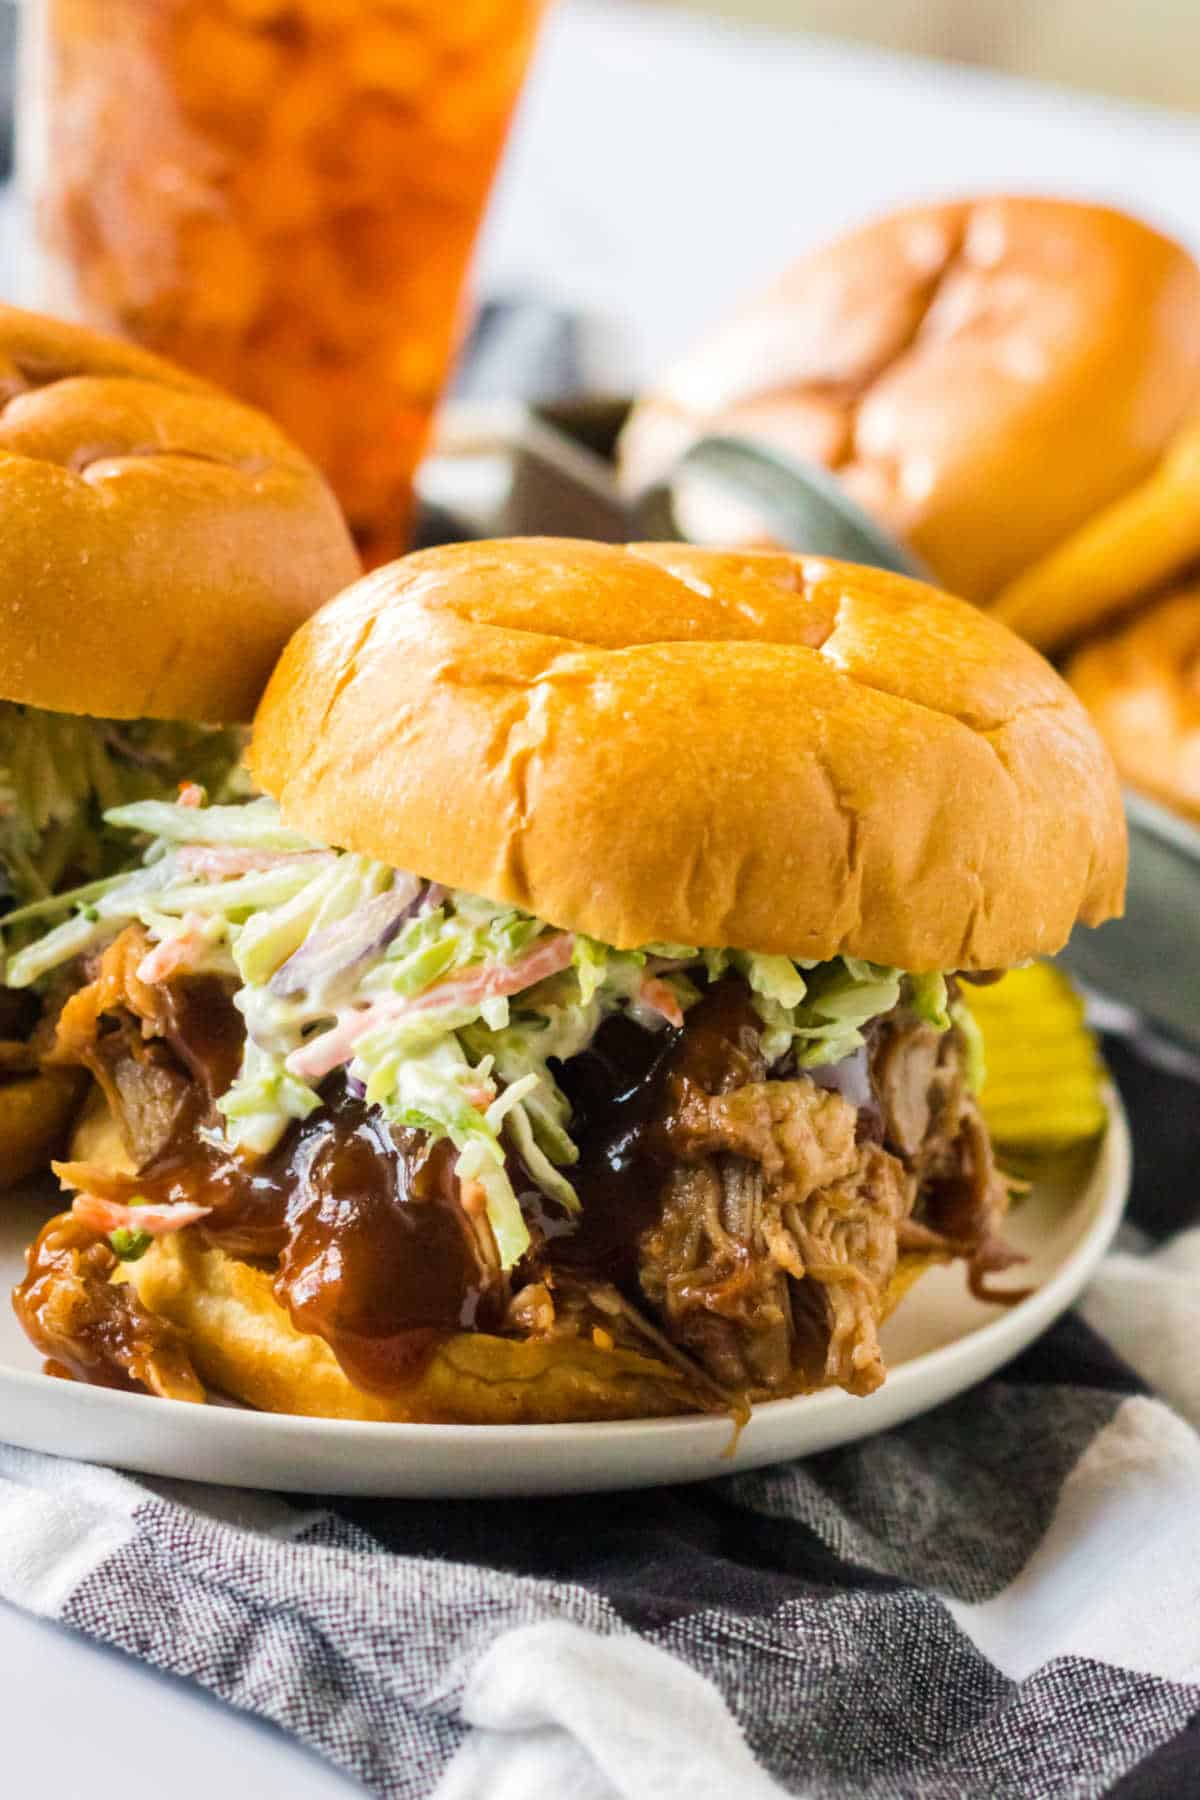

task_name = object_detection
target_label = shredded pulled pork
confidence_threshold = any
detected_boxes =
[50,924,165,1055]
[873,1015,1021,1298]
[47,924,242,1168]
[574,977,1015,1402]
[640,1069,912,1397]
[19,938,1017,1413]
[47,926,190,1165]
[14,1211,204,1401]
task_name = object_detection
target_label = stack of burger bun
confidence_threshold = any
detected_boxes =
[0,304,358,1185]
[618,196,1200,829]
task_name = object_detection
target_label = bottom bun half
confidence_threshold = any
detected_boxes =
[127,1234,701,1423]
[124,1232,938,1425]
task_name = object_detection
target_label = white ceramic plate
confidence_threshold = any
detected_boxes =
[0,1094,1129,1496]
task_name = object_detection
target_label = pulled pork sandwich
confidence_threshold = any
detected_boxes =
[10,541,1127,1421]
[0,304,359,1181]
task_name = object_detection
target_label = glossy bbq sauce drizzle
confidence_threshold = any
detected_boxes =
[554,978,764,1287]
[104,1097,508,1392]
[61,979,506,1393]
[38,973,777,1396]
[276,1103,501,1392]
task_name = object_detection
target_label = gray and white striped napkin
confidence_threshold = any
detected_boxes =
[0,1035,1198,1798]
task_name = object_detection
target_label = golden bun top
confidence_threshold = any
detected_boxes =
[250,538,1127,970]
[618,196,1200,608]
[0,304,359,723]
[1068,583,1200,823]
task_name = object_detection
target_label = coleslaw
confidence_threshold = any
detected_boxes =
[0,702,248,909]
[4,795,964,1270]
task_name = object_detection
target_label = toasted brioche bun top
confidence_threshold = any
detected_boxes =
[0,304,359,723]
[618,197,1200,607]
[250,539,1126,970]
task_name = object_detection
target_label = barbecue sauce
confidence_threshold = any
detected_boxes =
[36,973,777,1397]
[62,978,504,1393]
[275,1103,498,1391]
[553,977,765,1288]
[75,1086,505,1392]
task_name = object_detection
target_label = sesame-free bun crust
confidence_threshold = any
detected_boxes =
[1068,584,1200,822]
[126,1230,936,1423]
[0,305,359,723]
[618,197,1200,610]
[250,539,1126,971]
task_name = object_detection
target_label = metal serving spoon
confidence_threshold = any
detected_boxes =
[635,433,932,580]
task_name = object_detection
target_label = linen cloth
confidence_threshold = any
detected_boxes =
[0,1035,1198,1798]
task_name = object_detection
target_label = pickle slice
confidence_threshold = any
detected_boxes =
[961,963,1108,1152]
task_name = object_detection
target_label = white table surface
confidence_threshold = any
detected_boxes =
[2,2,1200,1793]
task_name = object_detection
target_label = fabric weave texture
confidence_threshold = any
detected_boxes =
[1,1033,1198,1799]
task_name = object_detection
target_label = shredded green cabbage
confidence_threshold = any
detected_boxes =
[0,702,248,911]
[4,795,962,1271]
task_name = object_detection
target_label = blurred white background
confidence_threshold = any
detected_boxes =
[474,1,1200,386]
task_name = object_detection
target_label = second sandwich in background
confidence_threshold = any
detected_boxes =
[618,195,1200,639]
[0,304,359,1182]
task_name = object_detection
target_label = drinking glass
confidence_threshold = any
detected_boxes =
[21,0,546,561]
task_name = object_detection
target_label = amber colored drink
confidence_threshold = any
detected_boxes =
[22,0,545,561]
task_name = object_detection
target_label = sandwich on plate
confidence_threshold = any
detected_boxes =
[0,304,358,1182]
[10,540,1126,1420]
